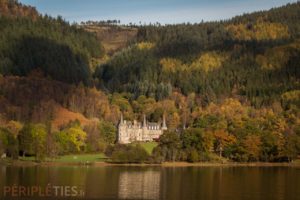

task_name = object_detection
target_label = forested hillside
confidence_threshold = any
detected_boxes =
[0,0,299,163]
[96,2,300,108]
[0,0,104,84]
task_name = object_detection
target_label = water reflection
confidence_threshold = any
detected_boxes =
[118,170,160,200]
[0,165,299,200]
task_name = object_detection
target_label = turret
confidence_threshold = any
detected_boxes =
[143,114,147,127]
[142,114,148,141]
[119,113,124,125]
[118,113,128,143]
[118,113,123,143]
[162,113,167,130]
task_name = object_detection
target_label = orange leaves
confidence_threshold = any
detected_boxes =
[242,135,262,161]
[0,0,39,19]
[214,129,236,147]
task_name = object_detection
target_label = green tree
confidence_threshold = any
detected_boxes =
[187,148,199,163]
[31,124,47,161]
[19,124,35,156]
[155,131,181,162]
[283,134,300,162]
[99,120,117,144]
[19,123,47,161]
[55,131,69,154]
[182,128,214,153]
[0,121,22,159]
[0,128,9,157]
[109,144,150,163]
[260,131,284,162]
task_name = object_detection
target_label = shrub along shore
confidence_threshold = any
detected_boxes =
[1,157,300,167]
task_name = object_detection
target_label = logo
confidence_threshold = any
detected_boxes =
[3,184,85,198]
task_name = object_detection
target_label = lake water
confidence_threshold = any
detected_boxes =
[0,165,299,200]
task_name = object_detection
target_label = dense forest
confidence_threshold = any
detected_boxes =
[0,0,104,84]
[96,2,300,107]
[0,0,299,163]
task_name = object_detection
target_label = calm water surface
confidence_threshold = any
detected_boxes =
[0,165,299,200]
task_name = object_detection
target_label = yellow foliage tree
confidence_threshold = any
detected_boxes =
[281,90,300,104]
[256,46,290,70]
[136,42,155,50]
[281,90,300,109]
[65,126,87,152]
[190,51,226,73]
[227,20,289,41]
[6,120,22,138]
[160,58,185,73]
[220,98,248,121]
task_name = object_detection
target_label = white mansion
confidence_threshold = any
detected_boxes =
[118,114,167,144]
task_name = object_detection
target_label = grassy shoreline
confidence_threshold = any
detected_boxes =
[1,158,300,167]
[1,149,299,167]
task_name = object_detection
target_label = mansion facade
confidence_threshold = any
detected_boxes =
[118,114,167,144]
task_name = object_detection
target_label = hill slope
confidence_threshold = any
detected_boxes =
[0,1,299,162]
[96,2,300,107]
[0,0,104,84]
[83,24,138,55]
